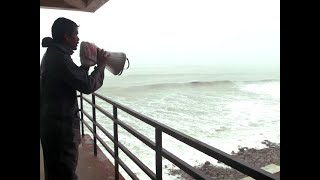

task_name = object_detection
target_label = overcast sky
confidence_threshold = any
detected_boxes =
[40,0,280,67]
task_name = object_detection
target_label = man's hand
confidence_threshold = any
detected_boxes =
[97,48,110,68]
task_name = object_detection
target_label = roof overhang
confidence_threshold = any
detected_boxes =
[40,0,109,13]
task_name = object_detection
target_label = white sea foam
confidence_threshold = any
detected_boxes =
[80,65,280,180]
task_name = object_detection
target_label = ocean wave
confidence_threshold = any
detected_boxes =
[242,79,279,83]
[119,79,279,90]
[128,80,232,89]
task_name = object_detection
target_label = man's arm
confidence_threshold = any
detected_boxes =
[57,55,106,94]
[80,65,90,72]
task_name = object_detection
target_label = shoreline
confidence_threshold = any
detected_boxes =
[168,140,280,179]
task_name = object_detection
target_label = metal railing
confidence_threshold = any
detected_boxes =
[78,92,279,180]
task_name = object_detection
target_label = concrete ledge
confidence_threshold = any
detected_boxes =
[77,134,125,180]
[240,163,280,180]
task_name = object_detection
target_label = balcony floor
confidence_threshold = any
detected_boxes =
[40,134,125,180]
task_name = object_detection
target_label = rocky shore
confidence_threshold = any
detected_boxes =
[168,140,280,180]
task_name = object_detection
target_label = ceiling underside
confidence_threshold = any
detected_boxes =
[40,0,109,12]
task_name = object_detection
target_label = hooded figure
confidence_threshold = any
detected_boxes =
[40,17,109,180]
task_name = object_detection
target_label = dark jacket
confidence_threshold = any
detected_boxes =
[40,43,104,143]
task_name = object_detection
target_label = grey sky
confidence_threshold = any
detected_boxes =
[40,0,280,67]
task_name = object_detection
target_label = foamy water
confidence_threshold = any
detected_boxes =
[80,64,280,180]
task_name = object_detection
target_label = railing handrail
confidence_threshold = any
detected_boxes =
[78,92,279,180]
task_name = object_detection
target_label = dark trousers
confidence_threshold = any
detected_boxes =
[40,120,79,180]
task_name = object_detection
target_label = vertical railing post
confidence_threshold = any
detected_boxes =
[80,93,84,136]
[156,128,162,179]
[113,106,119,180]
[92,94,97,156]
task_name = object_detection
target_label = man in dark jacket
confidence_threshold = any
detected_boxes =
[40,17,109,180]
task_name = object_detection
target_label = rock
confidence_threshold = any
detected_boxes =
[168,140,280,179]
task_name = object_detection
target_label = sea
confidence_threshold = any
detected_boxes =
[80,63,280,180]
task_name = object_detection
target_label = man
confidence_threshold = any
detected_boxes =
[40,17,109,180]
